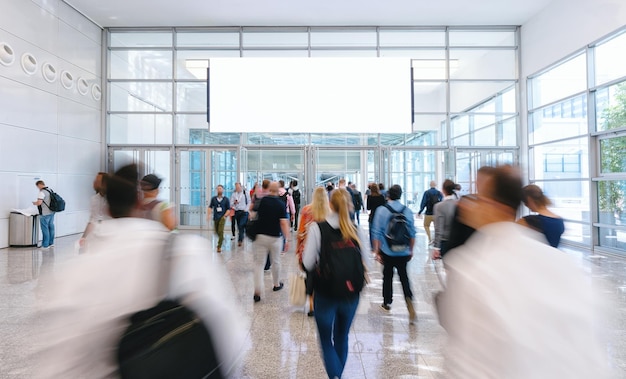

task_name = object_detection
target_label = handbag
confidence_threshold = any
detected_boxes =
[246,217,258,241]
[289,271,307,307]
[117,235,224,379]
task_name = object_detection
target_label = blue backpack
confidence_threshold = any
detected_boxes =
[44,188,66,212]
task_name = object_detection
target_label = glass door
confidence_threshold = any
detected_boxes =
[243,148,305,199]
[455,149,517,195]
[387,149,441,211]
[108,147,173,202]
[177,148,238,229]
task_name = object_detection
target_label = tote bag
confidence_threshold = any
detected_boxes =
[289,272,307,307]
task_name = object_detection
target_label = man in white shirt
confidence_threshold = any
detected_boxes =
[437,165,611,378]
[230,182,251,247]
[35,164,247,378]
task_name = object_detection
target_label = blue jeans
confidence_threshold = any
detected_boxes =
[234,210,248,242]
[40,213,55,247]
[314,293,359,379]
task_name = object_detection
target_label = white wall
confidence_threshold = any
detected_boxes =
[521,0,626,78]
[0,0,103,248]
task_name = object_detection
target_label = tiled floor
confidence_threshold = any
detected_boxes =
[1,220,626,378]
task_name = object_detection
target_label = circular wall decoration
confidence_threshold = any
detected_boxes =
[0,42,15,66]
[42,62,57,83]
[91,84,102,101]
[21,53,37,75]
[61,70,74,89]
[77,77,89,95]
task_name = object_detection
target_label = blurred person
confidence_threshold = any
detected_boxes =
[303,189,371,379]
[289,180,302,231]
[371,184,417,323]
[417,180,443,245]
[518,184,565,248]
[250,179,272,270]
[79,172,111,248]
[350,183,364,225]
[444,166,495,255]
[278,179,296,252]
[437,165,610,379]
[296,186,330,316]
[432,179,458,259]
[32,180,56,249]
[366,183,386,246]
[252,181,291,302]
[378,182,386,198]
[139,174,176,231]
[208,184,230,253]
[250,182,259,198]
[453,183,462,199]
[35,164,247,378]
[230,182,251,247]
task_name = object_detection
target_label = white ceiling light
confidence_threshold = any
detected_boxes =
[21,53,37,75]
[61,70,74,89]
[91,84,102,101]
[77,77,89,95]
[42,62,57,83]
[0,42,15,66]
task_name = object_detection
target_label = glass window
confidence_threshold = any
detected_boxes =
[413,82,446,113]
[176,114,207,144]
[109,114,172,144]
[500,117,517,146]
[310,29,376,47]
[309,49,377,58]
[110,50,173,80]
[241,50,308,57]
[247,149,304,171]
[563,221,591,245]
[406,50,447,79]
[176,50,240,79]
[530,53,587,108]
[474,124,496,146]
[451,115,470,145]
[413,114,446,132]
[529,94,587,145]
[242,30,308,47]
[449,81,515,112]
[378,29,445,47]
[176,31,240,48]
[598,180,626,225]
[600,135,626,174]
[109,82,173,112]
[595,81,626,131]
[246,133,309,145]
[177,82,206,112]
[501,86,516,113]
[530,180,589,222]
[594,31,626,86]
[449,30,516,47]
[449,49,516,80]
[529,137,589,180]
[110,31,172,47]
[310,134,363,146]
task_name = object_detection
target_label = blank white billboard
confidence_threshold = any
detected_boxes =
[209,58,412,133]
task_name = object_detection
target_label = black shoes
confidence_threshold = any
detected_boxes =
[307,311,314,317]
[253,294,261,302]
[272,282,284,291]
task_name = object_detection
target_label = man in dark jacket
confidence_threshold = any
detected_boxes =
[417,181,443,245]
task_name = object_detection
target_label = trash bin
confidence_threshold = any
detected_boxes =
[9,212,39,247]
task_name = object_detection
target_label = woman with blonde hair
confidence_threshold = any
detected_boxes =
[296,186,330,316]
[517,184,565,248]
[303,189,370,379]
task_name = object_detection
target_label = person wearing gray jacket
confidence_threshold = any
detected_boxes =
[432,179,458,259]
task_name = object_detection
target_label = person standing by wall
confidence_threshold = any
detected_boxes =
[208,184,230,253]
[417,180,443,245]
[230,182,250,247]
[32,180,55,249]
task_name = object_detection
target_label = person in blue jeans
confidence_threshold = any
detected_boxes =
[33,180,56,249]
[303,189,371,379]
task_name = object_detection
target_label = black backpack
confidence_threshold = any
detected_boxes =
[425,192,441,214]
[117,235,223,379]
[292,189,301,206]
[314,221,364,298]
[384,204,411,252]
[43,188,66,212]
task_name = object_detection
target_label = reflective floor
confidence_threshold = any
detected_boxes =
[1,218,626,378]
